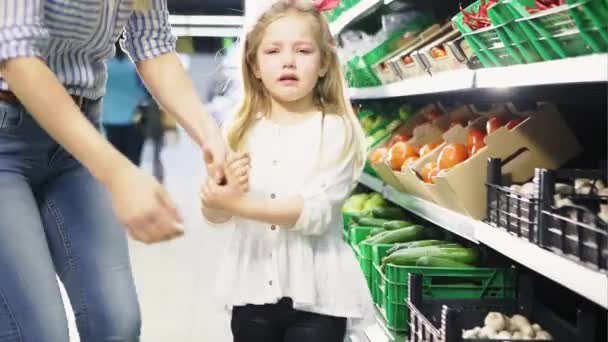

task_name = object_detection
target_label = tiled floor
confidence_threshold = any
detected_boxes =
[64,131,232,342]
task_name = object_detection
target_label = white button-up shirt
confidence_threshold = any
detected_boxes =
[210,111,374,329]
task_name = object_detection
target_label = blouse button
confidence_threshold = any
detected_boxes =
[270,225,277,231]
[268,280,273,286]
[272,160,278,166]
[270,193,276,199]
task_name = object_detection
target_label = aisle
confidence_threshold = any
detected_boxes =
[65,131,233,342]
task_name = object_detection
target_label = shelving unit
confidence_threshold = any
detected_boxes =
[349,54,608,100]
[332,1,608,340]
[330,0,383,35]
[359,173,608,309]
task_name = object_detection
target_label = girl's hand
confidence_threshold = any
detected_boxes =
[225,151,250,192]
[200,177,245,212]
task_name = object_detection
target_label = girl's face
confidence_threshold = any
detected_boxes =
[254,13,326,106]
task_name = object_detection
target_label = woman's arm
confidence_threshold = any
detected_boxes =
[122,0,226,181]
[136,53,226,179]
[0,57,183,243]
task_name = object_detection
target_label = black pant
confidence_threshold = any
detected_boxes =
[231,298,347,342]
[103,124,144,165]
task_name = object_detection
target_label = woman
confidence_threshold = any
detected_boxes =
[0,0,226,341]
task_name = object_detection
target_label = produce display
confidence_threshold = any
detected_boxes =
[331,2,606,341]
[462,312,553,340]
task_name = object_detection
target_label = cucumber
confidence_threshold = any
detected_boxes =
[372,225,426,244]
[363,230,392,243]
[369,228,385,237]
[386,241,417,254]
[415,256,474,268]
[372,207,408,221]
[437,243,462,249]
[382,247,479,267]
[406,240,452,249]
[383,220,417,230]
[386,240,450,255]
[357,217,391,227]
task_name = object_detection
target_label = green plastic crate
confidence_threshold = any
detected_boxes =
[383,301,409,332]
[349,226,375,247]
[383,265,517,304]
[371,264,384,306]
[378,265,516,332]
[453,0,542,67]
[508,0,608,60]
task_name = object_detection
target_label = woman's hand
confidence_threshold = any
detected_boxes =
[108,165,184,243]
[203,132,228,184]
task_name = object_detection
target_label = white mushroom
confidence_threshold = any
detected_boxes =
[510,314,531,331]
[512,331,523,339]
[510,184,522,193]
[535,330,553,340]
[485,312,507,332]
[574,178,592,189]
[531,323,542,333]
[462,327,480,339]
[496,330,512,339]
[575,183,594,195]
[594,179,606,190]
[480,326,497,339]
[520,183,536,196]
[554,183,574,195]
[521,325,535,339]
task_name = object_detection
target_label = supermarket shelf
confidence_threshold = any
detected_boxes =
[349,54,608,100]
[349,69,475,100]
[476,222,608,309]
[330,0,383,35]
[359,173,478,242]
[475,53,608,88]
[358,173,608,309]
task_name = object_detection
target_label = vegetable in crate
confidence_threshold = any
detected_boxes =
[383,220,417,230]
[467,128,486,156]
[372,225,426,244]
[460,0,498,31]
[462,312,554,340]
[437,143,469,170]
[525,0,567,13]
[382,246,479,267]
[357,217,391,227]
[387,240,450,254]
[372,207,408,220]
[389,142,420,171]
[369,147,388,165]
[416,256,473,267]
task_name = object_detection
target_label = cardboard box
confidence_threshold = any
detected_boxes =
[411,103,582,219]
[393,105,476,200]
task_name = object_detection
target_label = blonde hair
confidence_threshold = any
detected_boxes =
[227,1,367,176]
[133,0,150,11]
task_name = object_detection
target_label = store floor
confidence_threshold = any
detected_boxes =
[63,131,232,342]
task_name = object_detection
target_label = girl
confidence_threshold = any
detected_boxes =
[200,1,374,341]
[0,0,226,341]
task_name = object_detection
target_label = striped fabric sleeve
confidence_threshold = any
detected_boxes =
[0,0,50,62]
[123,0,176,62]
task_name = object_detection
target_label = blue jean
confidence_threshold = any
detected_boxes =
[0,99,141,342]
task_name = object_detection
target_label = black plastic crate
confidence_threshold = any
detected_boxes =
[538,169,608,272]
[485,158,540,243]
[407,273,596,342]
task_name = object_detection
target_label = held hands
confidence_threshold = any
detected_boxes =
[200,151,250,212]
